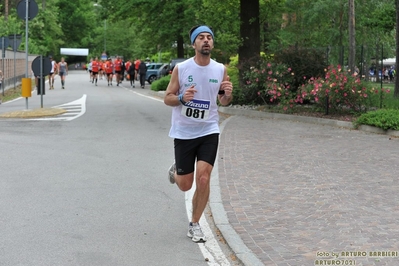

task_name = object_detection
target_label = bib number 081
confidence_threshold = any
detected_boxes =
[186,108,205,119]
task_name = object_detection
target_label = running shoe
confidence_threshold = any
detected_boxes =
[187,222,206,242]
[168,163,176,184]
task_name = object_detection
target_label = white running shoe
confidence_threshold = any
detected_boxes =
[187,222,206,242]
[168,163,176,184]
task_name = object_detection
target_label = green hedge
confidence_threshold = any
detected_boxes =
[354,109,399,130]
[151,75,171,91]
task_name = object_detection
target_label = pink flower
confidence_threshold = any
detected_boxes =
[267,63,271,67]
[268,71,272,75]
[256,78,259,82]
[344,93,347,97]
[257,91,260,96]
[283,106,288,111]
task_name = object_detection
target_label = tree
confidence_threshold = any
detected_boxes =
[348,0,356,72]
[57,0,98,50]
[27,1,63,55]
[238,0,260,84]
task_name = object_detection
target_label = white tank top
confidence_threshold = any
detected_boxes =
[169,57,225,139]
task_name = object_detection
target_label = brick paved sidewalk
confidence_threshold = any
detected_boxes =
[217,115,399,266]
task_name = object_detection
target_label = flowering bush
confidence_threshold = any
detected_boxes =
[242,59,295,110]
[297,65,390,113]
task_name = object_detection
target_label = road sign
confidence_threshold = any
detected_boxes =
[0,36,10,50]
[32,56,52,77]
[17,0,39,20]
[8,35,23,52]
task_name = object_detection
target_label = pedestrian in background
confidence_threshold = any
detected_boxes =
[58,57,68,89]
[127,59,136,88]
[138,60,147,88]
[105,58,114,86]
[48,56,57,89]
[134,58,140,81]
[163,25,233,243]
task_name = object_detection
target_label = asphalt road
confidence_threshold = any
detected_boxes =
[0,71,235,266]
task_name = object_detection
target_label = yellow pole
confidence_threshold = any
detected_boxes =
[21,77,31,109]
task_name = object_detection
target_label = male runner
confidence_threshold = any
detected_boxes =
[91,57,100,86]
[114,56,122,86]
[105,58,114,86]
[164,25,233,242]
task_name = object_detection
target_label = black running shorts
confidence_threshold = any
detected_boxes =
[174,133,219,175]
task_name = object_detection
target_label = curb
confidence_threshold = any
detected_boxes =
[218,106,399,138]
[0,107,67,118]
[210,116,264,266]
[218,106,354,129]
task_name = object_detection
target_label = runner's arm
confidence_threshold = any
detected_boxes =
[164,66,181,107]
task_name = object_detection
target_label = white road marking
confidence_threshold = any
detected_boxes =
[186,181,231,266]
[29,94,87,121]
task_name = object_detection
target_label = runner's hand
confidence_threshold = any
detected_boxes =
[182,86,197,102]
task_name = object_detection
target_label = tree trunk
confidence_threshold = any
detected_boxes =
[176,34,185,58]
[394,0,399,98]
[5,0,9,21]
[238,0,260,86]
[348,0,356,72]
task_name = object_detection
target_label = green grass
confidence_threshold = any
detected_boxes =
[0,78,37,103]
[366,81,399,109]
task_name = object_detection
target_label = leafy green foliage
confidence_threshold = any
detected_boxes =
[27,4,63,56]
[354,109,399,130]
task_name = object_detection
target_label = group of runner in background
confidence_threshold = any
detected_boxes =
[36,55,147,90]
[86,56,146,88]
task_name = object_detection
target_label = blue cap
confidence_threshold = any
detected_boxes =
[190,26,214,44]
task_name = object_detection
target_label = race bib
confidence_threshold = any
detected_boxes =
[181,99,211,120]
